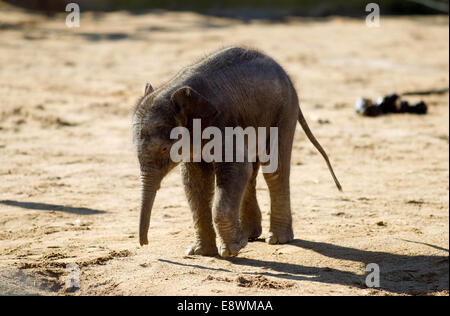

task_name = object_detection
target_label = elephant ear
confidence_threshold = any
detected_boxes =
[144,83,154,95]
[171,86,219,126]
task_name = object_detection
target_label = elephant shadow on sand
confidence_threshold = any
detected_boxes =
[162,239,449,295]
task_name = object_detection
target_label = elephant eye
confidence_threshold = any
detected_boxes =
[161,146,169,154]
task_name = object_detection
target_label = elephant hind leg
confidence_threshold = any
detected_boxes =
[240,161,262,241]
[262,117,296,245]
[263,169,294,244]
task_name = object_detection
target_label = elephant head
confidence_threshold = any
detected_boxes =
[132,83,218,246]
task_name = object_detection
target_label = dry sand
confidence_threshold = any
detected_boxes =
[0,6,448,296]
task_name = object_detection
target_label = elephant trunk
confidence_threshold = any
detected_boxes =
[139,171,162,246]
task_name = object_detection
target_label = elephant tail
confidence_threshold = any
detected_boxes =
[297,107,342,191]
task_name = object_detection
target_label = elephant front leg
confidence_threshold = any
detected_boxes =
[182,162,218,256]
[213,163,251,258]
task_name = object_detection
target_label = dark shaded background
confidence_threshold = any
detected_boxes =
[2,0,449,17]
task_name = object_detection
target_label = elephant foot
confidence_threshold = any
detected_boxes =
[186,241,218,256]
[242,222,262,241]
[266,228,294,245]
[218,234,248,258]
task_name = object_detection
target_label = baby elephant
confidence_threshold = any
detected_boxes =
[132,46,341,258]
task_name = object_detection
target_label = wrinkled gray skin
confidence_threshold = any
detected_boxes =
[132,47,341,258]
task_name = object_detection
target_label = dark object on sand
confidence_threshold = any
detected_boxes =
[354,97,382,117]
[407,101,428,114]
[376,93,400,113]
[399,100,410,113]
[356,94,428,117]
[363,105,383,117]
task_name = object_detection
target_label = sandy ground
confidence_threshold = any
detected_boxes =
[0,6,448,296]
